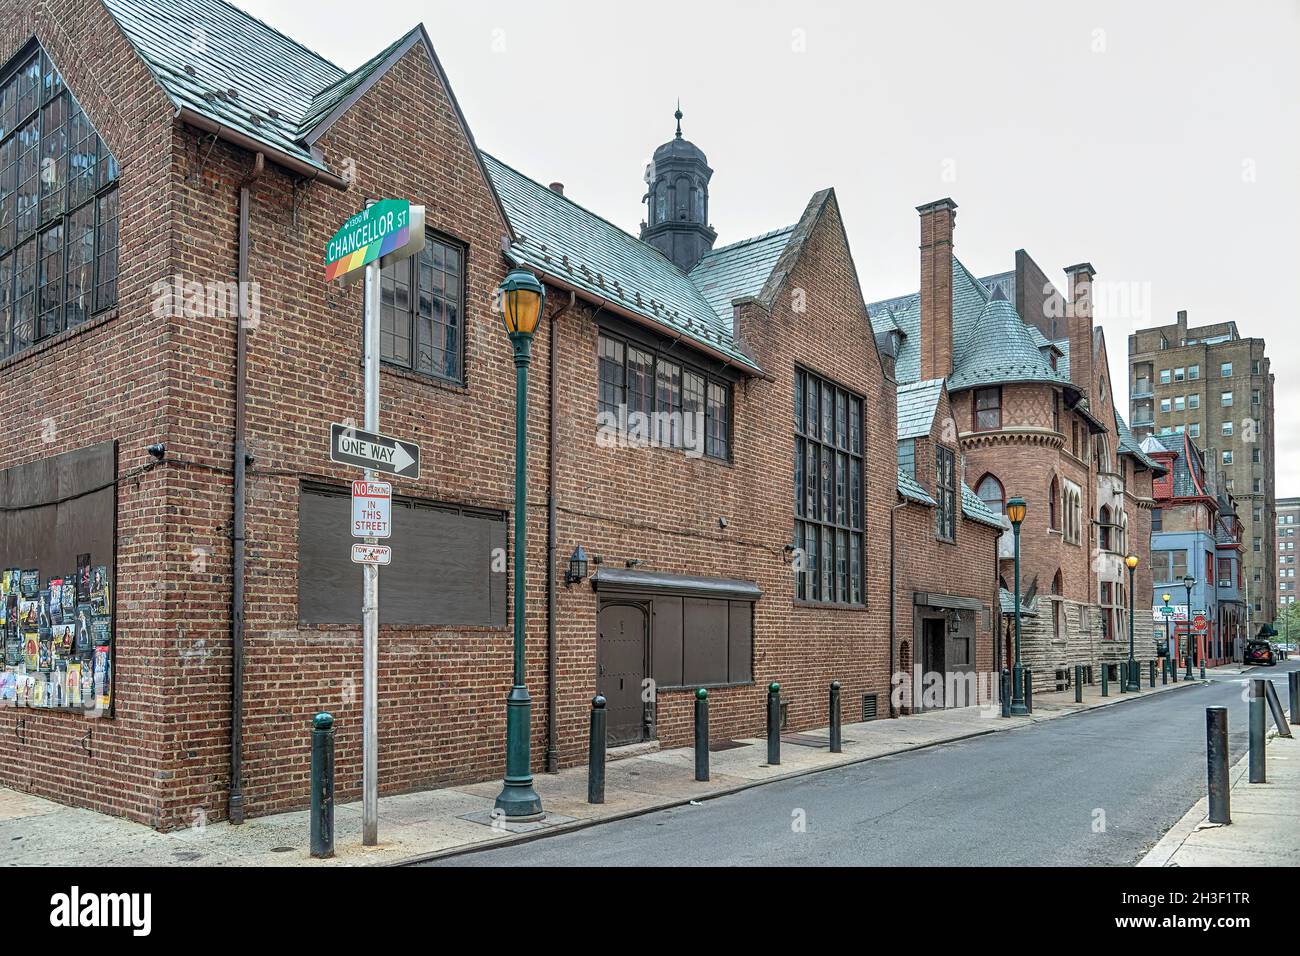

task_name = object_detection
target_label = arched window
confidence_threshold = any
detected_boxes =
[1093,435,1111,474]
[976,473,1005,515]
[1052,570,1063,595]
[1048,476,1060,530]
[1051,570,1064,640]
[1099,505,1113,551]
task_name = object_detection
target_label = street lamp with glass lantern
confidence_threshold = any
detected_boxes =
[1162,592,1173,681]
[1182,574,1196,681]
[1124,554,1139,691]
[1006,497,1028,715]
[494,267,546,819]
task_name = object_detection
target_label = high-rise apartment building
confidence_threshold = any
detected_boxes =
[1129,311,1276,626]
[1279,496,1299,612]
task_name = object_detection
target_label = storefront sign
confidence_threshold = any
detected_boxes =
[351,481,392,539]
[324,199,425,282]
[350,544,392,566]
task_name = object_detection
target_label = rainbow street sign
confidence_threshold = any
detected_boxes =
[324,199,425,282]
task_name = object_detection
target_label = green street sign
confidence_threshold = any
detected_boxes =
[1159,607,1175,616]
[324,199,425,282]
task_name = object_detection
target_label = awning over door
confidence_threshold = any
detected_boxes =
[914,592,984,611]
[592,568,762,602]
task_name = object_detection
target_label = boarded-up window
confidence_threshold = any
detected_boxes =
[652,596,752,687]
[297,484,506,626]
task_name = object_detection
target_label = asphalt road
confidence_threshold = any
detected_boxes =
[428,661,1298,867]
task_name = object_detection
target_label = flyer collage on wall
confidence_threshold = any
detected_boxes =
[0,554,112,713]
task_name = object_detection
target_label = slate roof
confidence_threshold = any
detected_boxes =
[1114,411,1166,473]
[897,469,935,506]
[946,295,1073,393]
[483,153,768,372]
[1000,587,1038,616]
[103,0,344,173]
[962,483,1007,529]
[896,379,945,440]
[690,227,796,321]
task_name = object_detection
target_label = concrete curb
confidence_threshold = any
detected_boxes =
[390,676,1208,867]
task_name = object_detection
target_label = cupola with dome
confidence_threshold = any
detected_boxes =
[640,103,717,272]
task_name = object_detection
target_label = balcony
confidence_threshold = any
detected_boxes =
[1131,379,1154,399]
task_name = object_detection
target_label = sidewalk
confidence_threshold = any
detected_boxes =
[1,673,1197,867]
[1139,691,1299,867]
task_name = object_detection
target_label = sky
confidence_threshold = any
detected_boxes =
[239,0,1299,496]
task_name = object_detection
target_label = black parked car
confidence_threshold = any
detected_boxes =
[1244,640,1276,666]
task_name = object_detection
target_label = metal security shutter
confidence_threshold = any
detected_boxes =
[682,598,728,687]
[297,484,506,626]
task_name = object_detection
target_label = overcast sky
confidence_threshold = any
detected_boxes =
[239,0,1299,497]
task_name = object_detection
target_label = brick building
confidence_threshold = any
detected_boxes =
[0,0,1006,829]
[1277,496,1298,614]
[1128,311,1276,627]
[869,203,1164,691]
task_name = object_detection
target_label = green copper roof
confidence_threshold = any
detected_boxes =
[483,152,765,372]
[103,0,344,173]
[947,295,1072,393]
[898,468,935,506]
[299,28,420,136]
[962,482,1007,529]
[897,379,944,440]
[999,587,1038,616]
[690,227,796,321]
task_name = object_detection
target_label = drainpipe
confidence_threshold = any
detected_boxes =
[888,500,907,718]
[545,290,576,773]
[229,152,264,824]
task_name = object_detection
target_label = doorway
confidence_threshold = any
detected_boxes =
[920,617,947,711]
[597,601,648,746]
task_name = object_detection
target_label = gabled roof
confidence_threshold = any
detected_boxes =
[962,483,1007,529]
[897,379,945,440]
[1000,587,1038,616]
[690,227,796,321]
[483,153,773,373]
[299,27,421,141]
[1114,411,1166,474]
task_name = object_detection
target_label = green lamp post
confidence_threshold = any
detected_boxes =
[1007,497,1028,716]
[494,267,546,818]
[1125,554,1139,691]
[1163,593,1173,681]
[1183,574,1196,681]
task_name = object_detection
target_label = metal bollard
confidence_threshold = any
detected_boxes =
[310,712,335,859]
[1249,679,1266,784]
[1149,659,1156,688]
[1200,658,1206,680]
[1206,706,1231,825]
[828,681,842,754]
[1290,672,1299,726]
[694,688,709,782]
[1000,668,1010,718]
[1117,663,1126,694]
[1024,669,1033,713]
[1162,658,1169,685]
[766,682,781,765]
[1264,681,1293,738]
[1100,664,1109,697]
[588,695,607,804]
[1086,664,1094,685]
[1074,665,1082,703]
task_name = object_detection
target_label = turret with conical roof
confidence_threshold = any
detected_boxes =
[640,103,717,272]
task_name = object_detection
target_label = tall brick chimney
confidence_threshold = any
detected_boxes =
[1176,309,1188,346]
[917,199,957,381]
[1064,262,1096,394]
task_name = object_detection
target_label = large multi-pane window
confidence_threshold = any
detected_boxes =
[380,232,464,382]
[794,367,863,604]
[0,44,119,358]
[597,330,731,460]
[935,445,957,541]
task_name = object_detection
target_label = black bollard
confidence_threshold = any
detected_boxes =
[1264,681,1292,739]
[1117,663,1126,694]
[1149,659,1156,688]
[694,688,709,782]
[1249,679,1266,784]
[766,682,781,765]
[1000,668,1010,718]
[310,712,335,859]
[1162,658,1168,685]
[1206,706,1231,824]
[1200,657,1206,680]
[829,681,842,754]
[588,695,607,804]
[1074,665,1082,703]
[1290,672,1299,726]
[1024,669,1033,713]
[1100,664,1109,697]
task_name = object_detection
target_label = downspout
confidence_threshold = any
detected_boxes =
[545,290,576,773]
[229,151,264,824]
[888,500,907,718]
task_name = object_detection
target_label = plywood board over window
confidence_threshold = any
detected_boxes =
[297,483,506,626]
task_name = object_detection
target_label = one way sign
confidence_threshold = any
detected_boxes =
[330,423,421,479]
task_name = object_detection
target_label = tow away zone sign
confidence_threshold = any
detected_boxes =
[351,544,392,565]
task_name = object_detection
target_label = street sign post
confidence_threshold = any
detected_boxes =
[351,480,392,539]
[330,424,420,479]
[1193,615,1209,633]
[326,200,425,848]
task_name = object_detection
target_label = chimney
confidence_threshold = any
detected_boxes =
[1176,309,1187,346]
[549,182,564,196]
[917,199,957,381]
[1064,262,1096,394]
